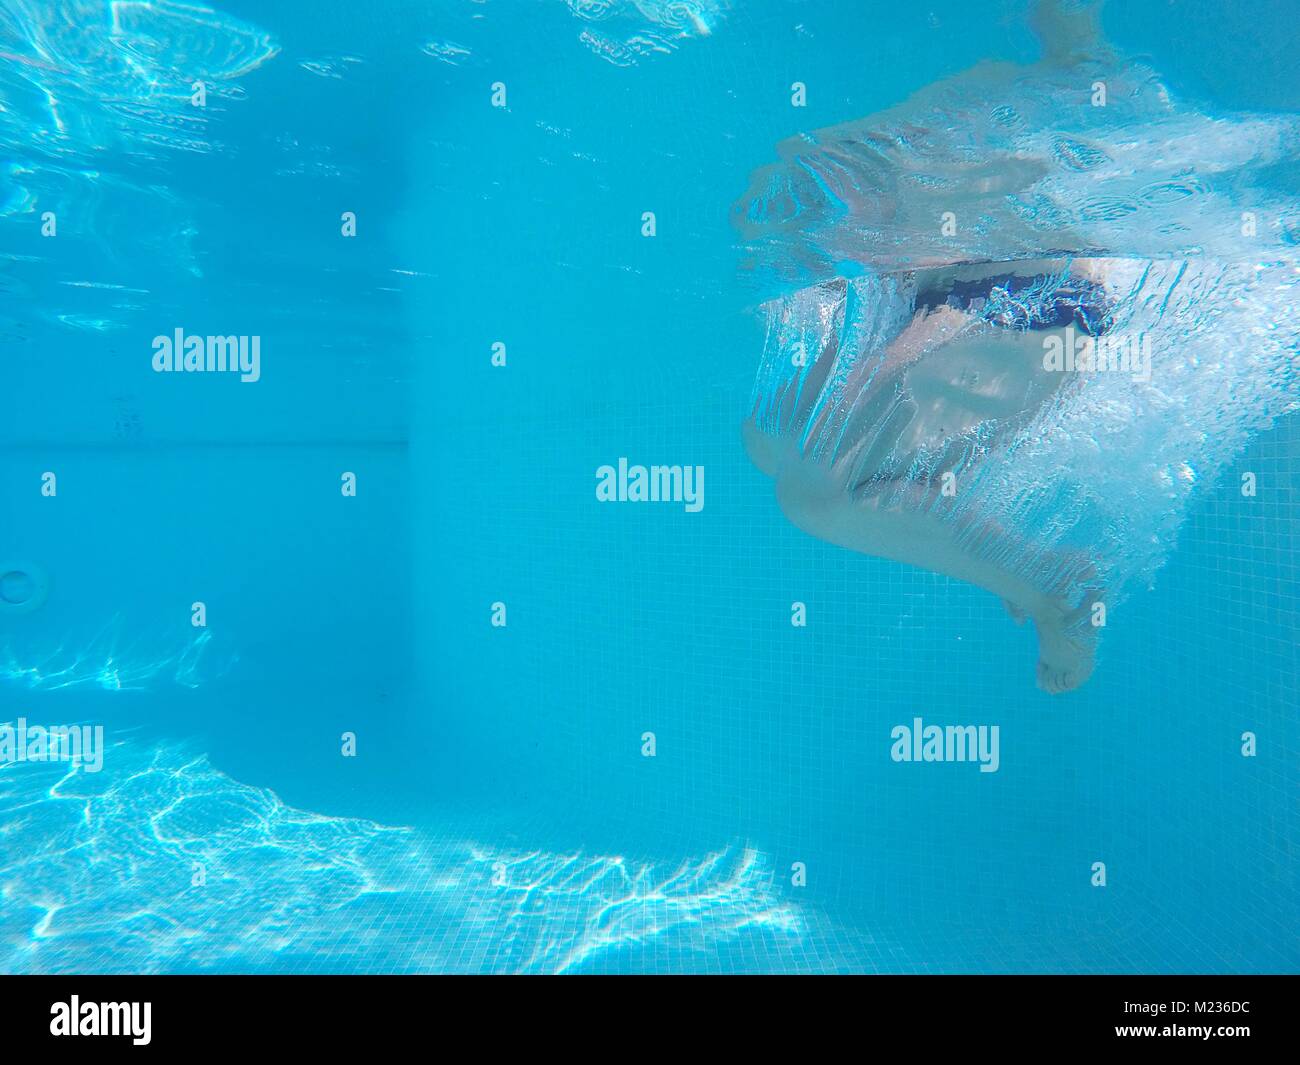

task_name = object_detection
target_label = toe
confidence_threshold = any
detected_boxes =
[1037,660,1077,694]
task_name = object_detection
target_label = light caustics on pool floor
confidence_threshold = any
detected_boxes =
[0,736,834,975]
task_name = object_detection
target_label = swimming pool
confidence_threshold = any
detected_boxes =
[1,0,1297,975]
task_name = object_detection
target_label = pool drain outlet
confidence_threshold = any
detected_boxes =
[0,561,50,615]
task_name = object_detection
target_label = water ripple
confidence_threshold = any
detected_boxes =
[564,0,728,66]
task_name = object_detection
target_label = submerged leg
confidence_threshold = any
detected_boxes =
[769,463,1099,692]
[746,262,1113,692]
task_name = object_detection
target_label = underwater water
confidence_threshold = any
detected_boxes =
[1,0,1298,974]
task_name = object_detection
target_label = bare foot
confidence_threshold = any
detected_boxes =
[1033,608,1097,694]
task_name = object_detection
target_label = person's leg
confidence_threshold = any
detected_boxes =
[767,456,1099,691]
[745,263,1113,691]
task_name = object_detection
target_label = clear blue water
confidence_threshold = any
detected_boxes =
[1,0,1297,973]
